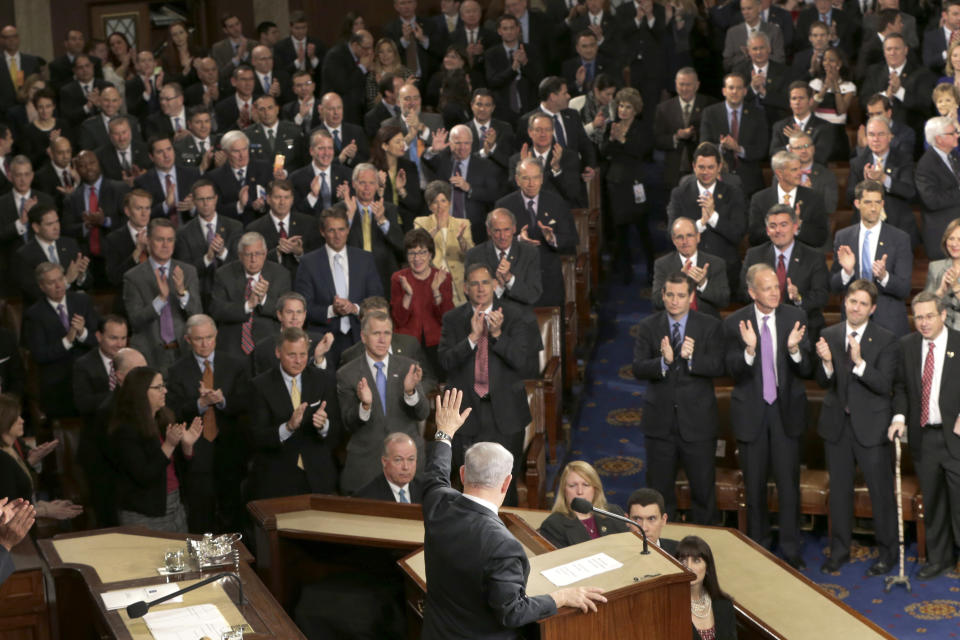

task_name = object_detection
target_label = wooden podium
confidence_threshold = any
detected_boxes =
[400,530,694,639]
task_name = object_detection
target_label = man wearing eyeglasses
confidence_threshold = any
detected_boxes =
[916,116,960,259]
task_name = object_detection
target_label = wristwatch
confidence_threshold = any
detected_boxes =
[435,430,452,442]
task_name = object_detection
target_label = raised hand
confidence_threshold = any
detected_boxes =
[469,308,486,342]
[357,377,373,409]
[289,402,308,430]
[739,320,757,352]
[26,439,59,467]
[836,245,856,275]
[872,253,888,280]
[786,277,800,302]
[171,265,186,296]
[404,363,423,394]
[314,331,334,363]
[486,308,504,338]
[312,400,328,429]
[164,423,185,447]
[679,336,695,360]
[434,388,472,436]
[399,274,414,297]
[518,224,540,246]
[815,337,832,363]
[180,417,203,450]
[786,321,806,353]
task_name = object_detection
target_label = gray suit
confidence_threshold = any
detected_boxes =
[925,259,960,331]
[336,353,429,495]
[722,22,785,71]
[123,260,202,370]
[209,38,258,74]
[208,261,292,359]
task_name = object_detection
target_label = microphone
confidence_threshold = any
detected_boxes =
[570,497,650,555]
[126,572,244,619]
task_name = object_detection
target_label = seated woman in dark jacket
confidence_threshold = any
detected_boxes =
[538,460,629,548]
[108,367,202,533]
[677,535,738,640]
[0,394,83,521]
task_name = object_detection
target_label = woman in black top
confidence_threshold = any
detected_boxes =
[371,124,423,231]
[677,535,738,640]
[19,88,72,168]
[538,461,629,548]
[108,367,202,533]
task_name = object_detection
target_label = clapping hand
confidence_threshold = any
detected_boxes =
[311,400,328,430]
[836,245,856,275]
[180,417,203,453]
[357,377,373,410]
[26,439,60,467]
[537,220,557,246]
[848,334,862,366]
[872,253,888,280]
[403,363,423,394]
[314,331,334,364]
[786,277,800,302]
[815,337,832,364]
[660,335,674,364]
[486,308,504,338]
[289,402,308,430]
[679,336,695,360]
[786,321,806,354]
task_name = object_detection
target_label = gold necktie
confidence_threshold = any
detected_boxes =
[783,193,791,206]
[290,377,301,409]
[362,207,373,252]
[201,360,218,441]
[8,56,20,89]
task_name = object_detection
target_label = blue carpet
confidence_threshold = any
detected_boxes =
[561,259,960,639]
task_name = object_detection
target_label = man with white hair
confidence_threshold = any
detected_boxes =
[206,130,275,225]
[747,150,827,248]
[916,115,960,260]
[354,432,424,502]
[421,389,607,638]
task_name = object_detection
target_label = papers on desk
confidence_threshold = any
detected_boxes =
[143,604,231,640]
[540,552,623,587]
[100,584,183,610]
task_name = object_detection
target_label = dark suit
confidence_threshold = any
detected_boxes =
[699,101,769,196]
[22,292,99,417]
[815,320,899,565]
[173,215,244,307]
[336,353,429,494]
[465,240,542,307]
[916,147,960,260]
[0,327,25,398]
[14,236,91,305]
[848,148,918,245]
[467,118,516,177]
[517,108,598,169]
[173,134,220,170]
[134,167,202,224]
[165,350,251,532]
[830,222,913,337]
[248,365,341,499]
[103,224,139,289]
[246,211,324,281]
[62,178,130,258]
[288,162,352,216]
[859,60,935,137]
[363,101,397,139]
[33,163,74,212]
[617,2,669,114]
[59,79,112,128]
[747,186,828,249]
[208,261,292,359]
[421,442,556,639]
[485,43,544,125]
[769,114,837,165]
[125,75,161,122]
[78,114,142,152]
[49,54,102,95]
[95,142,153,182]
[667,175,747,291]
[633,310,724,524]
[72,347,116,525]
[921,26,951,75]
[507,147,585,208]
[691,597,737,640]
[320,42,368,125]
[244,121,305,172]
[794,7,857,57]
[733,59,794,125]
[652,252,730,319]
[425,151,500,242]
[205,160,274,225]
[561,54,614,98]
[723,303,813,559]
[741,241,829,340]
[354,474,424,503]
[274,36,327,79]
[213,95,254,134]
[654,94,717,189]
[343,204,404,295]
[495,190,577,307]
[538,506,630,549]
[383,16,442,82]
[0,190,55,297]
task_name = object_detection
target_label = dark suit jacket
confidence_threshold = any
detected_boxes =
[666,175,747,272]
[916,147,960,260]
[747,185,827,249]
[769,114,836,165]
[723,303,813,441]
[438,299,536,435]
[815,320,898,447]
[62,179,130,253]
[109,422,191,517]
[174,214,243,305]
[246,210,324,281]
[633,309,724,440]
[830,222,913,337]
[893,328,960,461]
[652,251,730,319]
[847,148,916,241]
[363,101,397,139]
[425,151,500,237]
[339,332,426,368]
[125,76,161,122]
[691,597,737,640]
[420,442,556,639]
[244,121,305,172]
[0,327,25,398]
[699,101,769,196]
[103,224,139,287]
[794,7,857,56]
[860,60,935,133]
[49,54,102,94]
[537,507,630,549]
[248,365,341,499]
[95,142,153,182]
[14,236,91,304]
[173,134,221,170]
[654,94,717,188]
[33,163,74,211]
[71,347,112,416]
[78,114,142,151]
[59,79,113,128]
[507,146,585,208]
[294,246,384,336]
[517,107,598,169]
[213,95,254,134]
[383,15,443,82]
[134,167,202,222]
[320,43,368,125]
[22,292,99,416]
[354,473,424,503]
[561,54,614,98]
[465,240,542,306]
[923,26,951,74]
[733,59,794,125]
[288,162,352,216]
[0,190,55,297]
[274,36,327,79]
[741,241,829,337]
[495,189,578,307]
[484,43,544,123]
[208,261,292,358]
[467,118,516,176]
[206,160,274,225]
[343,203,404,294]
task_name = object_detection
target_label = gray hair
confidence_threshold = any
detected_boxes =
[516,157,543,176]
[764,203,797,224]
[309,128,334,147]
[361,309,392,333]
[425,179,452,205]
[925,116,957,147]
[238,231,267,252]
[746,262,776,291]
[382,432,416,457]
[107,115,133,132]
[486,207,516,230]
[747,30,771,48]
[220,130,249,152]
[463,442,514,489]
[277,291,306,312]
[186,313,216,333]
[770,150,799,172]
[865,114,892,133]
[449,124,473,142]
[676,67,698,80]
[34,261,64,283]
[9,154,32,171]
[912,290,946,313]
[352,162,377,182]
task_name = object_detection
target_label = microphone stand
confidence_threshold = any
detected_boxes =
[571,498,650,554]
[126,572,244,619]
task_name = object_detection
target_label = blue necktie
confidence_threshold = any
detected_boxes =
[553,114,567,147]
[398,487,409,503]
[861,229,873,281]
[374,361,387,415]
[320,172,331,208]
[333,129,342,152]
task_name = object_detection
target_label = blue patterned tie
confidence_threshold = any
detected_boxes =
[398,487,409,503]
[861,229,872,281]
[374,361,387,415]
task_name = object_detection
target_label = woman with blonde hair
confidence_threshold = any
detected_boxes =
[538,460,630,548]
[925,217,960,330]
[366,38,411,109]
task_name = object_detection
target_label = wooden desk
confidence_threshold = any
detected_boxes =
[0,536,51,640]
[38,526,304,640]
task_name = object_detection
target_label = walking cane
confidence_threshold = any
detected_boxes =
[884,435,911,593]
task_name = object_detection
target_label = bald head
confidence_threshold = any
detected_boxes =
[114,348,147,382]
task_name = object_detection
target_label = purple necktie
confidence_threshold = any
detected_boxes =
[158,266,176,344]
[57,304,69,331]
[453,163,466,218]
[761,316,777,404]
[206,222,215,245]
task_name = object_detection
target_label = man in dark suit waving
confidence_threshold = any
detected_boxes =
[889,292,960,579]
[723,263,813,569]
[633,272,724,524]
[815,280,899,576]
[421,388,606,639]
[354,432,424,503]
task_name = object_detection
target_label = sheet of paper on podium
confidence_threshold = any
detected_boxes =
[142,604,231,640]
[100,584,183,610]
[540,552,624,587]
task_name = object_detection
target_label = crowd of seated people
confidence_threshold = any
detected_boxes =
[3,0,960,593]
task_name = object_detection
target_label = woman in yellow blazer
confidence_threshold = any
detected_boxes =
[413,181,474,306]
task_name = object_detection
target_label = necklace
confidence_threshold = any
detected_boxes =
[691,591,712,618]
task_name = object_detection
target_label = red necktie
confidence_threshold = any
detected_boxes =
[777,254,787,303]
[278,220,287,239]
[473,322,489,397]
[108,360,118,391]
[241,277,255,355]
[684,259,698,311]
[88,186,101,256]
[239,102,251,128]
[920,341,935,426]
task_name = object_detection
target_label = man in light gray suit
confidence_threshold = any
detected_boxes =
[208,231,292,360]
[722,0,786,71]
[123,218,202,370]
[336,310,429,495]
